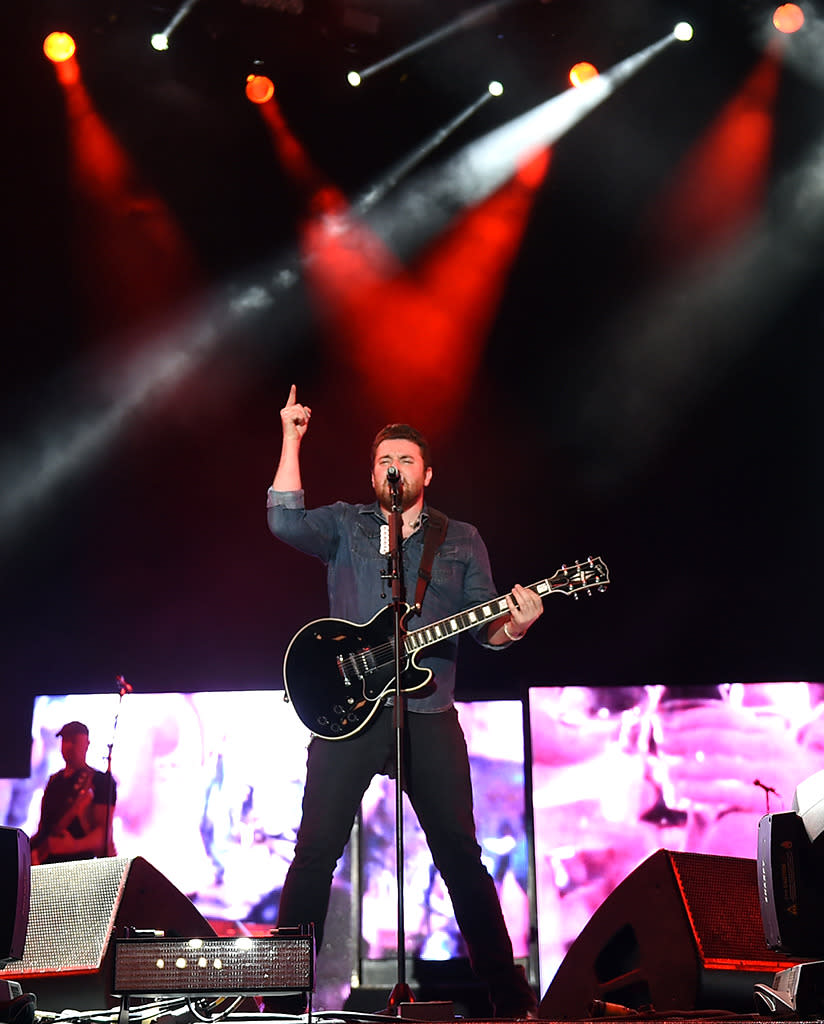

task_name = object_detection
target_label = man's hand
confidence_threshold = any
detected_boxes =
[505,584,544,637]
[281,384,312,441]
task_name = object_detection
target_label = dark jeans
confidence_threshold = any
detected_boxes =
[277,704,516,982]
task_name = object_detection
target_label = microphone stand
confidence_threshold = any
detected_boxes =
[101,677,131,858]
[385,473,414,1012]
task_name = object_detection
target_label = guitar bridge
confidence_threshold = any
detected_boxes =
[337,648,377,687]
[336,653,355,686]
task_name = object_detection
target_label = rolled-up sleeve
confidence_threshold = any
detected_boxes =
[267,488,339,563]
[463,526,508,651]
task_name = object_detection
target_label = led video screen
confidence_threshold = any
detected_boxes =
[0,692,527,1005]
[529,682,824,990]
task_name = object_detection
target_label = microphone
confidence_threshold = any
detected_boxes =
[386,465,401,490]
[116,675,133,696]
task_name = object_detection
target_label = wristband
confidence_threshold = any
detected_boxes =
[503,622,524,642]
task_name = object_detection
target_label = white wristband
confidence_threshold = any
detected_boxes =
[504,622,524,642]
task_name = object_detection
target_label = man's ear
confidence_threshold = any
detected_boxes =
[425,467,433,487]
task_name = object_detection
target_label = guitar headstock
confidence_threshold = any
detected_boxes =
[549,557,609,597]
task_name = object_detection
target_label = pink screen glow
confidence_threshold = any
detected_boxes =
[1,692,526,1009]
[2,682,821,1003]
[529,682,824,990]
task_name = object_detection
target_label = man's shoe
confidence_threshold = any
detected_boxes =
[489,965,539,1019]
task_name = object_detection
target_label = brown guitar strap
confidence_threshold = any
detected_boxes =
[411,508,449,614]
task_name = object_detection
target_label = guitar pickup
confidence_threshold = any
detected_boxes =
[355,648,377,676]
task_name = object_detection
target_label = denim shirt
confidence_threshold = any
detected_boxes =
[267,488,504,712]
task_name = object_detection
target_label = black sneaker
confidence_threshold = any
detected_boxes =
[490,965,539,1019]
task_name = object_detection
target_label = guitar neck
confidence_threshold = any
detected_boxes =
[404,557,608,655]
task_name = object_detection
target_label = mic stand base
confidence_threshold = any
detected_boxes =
[386,981,415,1013]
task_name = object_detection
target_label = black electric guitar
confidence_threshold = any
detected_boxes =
[283,556,609,740]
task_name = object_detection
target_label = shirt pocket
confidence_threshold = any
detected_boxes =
[430,543,465,588]
[351,518,385,565]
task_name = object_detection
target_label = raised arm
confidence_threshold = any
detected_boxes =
[272,384,312,492]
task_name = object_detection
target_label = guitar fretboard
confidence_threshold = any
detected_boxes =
[403,557,608,654]
[405,580,552,654]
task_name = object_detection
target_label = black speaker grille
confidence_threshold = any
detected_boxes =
[669,851,774,964]
[112,936,314,995]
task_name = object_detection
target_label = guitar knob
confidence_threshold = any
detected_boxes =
[317,716,329,726]
[333,705,345,714]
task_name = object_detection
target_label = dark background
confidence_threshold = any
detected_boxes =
[3,0,822,776]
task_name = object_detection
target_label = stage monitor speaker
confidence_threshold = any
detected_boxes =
[538,848,808,1018]
[0,856,216,1013]
[0,828,30,966]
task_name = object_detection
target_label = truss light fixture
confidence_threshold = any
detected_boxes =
[773,4,805,33]
[43,31,76,63]
[569,61,598,87]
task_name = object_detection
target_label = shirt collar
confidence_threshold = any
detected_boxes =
[360,501,430,527]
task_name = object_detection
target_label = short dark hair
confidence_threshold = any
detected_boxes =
[371,424,431,470]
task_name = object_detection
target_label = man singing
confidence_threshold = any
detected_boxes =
[267,386,542,1017]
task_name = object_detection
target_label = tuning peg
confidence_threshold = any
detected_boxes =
[573,592,579,601]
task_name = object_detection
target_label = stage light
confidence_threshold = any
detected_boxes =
[347,71,362,87]
[773,4,805,33]
[150,0,202,52]
[488,80,503,96]
[43,31,76,63]
[673,22,694,42]
[246,73,275,104]
[348,0,512,87]
[569,61,598,88]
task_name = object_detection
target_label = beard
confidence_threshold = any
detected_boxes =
[374,475,424,512]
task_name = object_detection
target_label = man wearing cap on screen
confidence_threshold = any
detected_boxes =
[30,721,117,864]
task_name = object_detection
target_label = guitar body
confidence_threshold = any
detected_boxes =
[283,604,432,739]
[283,557,609,740]
[31,768,95,864]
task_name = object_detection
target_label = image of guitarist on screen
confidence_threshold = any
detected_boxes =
[266,385,543,1017]
[30,721,117,865]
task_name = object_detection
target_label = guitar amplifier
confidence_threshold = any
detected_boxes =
[112,931,315,996]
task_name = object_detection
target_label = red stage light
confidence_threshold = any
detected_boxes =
[245,74,275,104]
[569,62,598,88]
[43,31,76,63]
[773,4,805,33]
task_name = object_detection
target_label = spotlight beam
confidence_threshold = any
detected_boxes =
[0,270,296,542]
[453,31,678,194]
[350,0,515,83]
[0,29,690,540]
[156,0,203,47]
[355,29,683,262]
[354,91,494,213]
